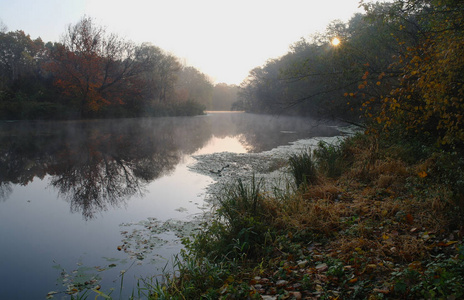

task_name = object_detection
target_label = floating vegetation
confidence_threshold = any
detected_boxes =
[175,206,188,212]
[48,217,204,299]
[118,217,202,263]
[48,260,106,299]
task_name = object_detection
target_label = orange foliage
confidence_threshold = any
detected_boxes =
[46,17,142,115]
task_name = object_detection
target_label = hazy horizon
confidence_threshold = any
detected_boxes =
[0,0,386,85]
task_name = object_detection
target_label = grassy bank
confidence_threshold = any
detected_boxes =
[147,132,464,299]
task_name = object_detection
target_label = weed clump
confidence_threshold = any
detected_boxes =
[288,148,318,188]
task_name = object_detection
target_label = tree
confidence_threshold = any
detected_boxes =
[176,66,213,108]
[0,30,45,85]
[47,16,144,116]
[135,43,181,103]
[212,83,239,111]
[0,19,7,33]
[365,0,464,148]
[237,7,402,120]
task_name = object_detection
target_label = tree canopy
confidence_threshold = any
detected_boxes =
[0,16,217,119]
[235,0,464,151]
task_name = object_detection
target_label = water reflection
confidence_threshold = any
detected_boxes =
[0,118,212,219]
[0,113,340,219]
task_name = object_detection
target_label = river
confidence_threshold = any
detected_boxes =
[0,112,343,299]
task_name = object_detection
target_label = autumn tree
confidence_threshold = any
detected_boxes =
[365,0,464,148]
[47,16,144,116]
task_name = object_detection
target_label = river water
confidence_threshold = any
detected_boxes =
[0,112,341,299]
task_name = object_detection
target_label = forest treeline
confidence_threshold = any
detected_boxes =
[236,0,464,148]
[0,16,238,119]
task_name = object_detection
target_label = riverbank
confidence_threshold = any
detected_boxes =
[150,131,464,299]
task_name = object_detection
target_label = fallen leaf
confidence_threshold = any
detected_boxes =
[348,277,358,284]
[408,261,422,269]
[315,263,328,272]
[406,214,414,224]
[418,171,427,178]
[437,240,458,247]
[373,288,390,294]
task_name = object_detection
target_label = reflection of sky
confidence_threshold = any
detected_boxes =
[0,157,213,299]
[0,120,260,299]
[193,136,248,155]
[0,113,341,299]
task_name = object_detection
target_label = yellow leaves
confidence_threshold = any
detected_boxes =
[390,100,400,110]
[354,247,363,254]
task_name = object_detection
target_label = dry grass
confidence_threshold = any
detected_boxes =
[273,195,349,236]
[266,142,455,265]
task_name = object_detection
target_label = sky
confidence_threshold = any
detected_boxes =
[1,0,369,85]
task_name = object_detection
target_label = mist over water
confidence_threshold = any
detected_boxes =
[0,112,340,299]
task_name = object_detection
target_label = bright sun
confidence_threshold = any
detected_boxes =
[331,37,341,46]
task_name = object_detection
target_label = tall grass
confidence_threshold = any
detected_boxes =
[313,140,345,178]
[187,176,275,261]
[288,148,317,188]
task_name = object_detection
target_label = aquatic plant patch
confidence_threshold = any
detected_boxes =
[118,217,202,263]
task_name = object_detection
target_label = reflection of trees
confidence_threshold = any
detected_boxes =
[0,113,340,217]
[0,182,12,202]
[49,126,184,219]
[0,118,212,219]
